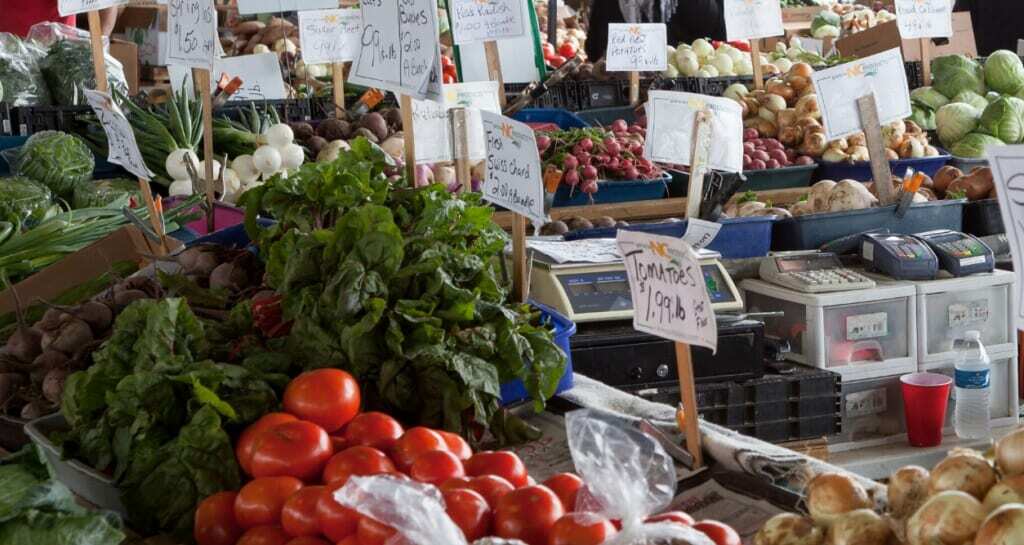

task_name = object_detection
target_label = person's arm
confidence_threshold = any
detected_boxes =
[99,6,119,36]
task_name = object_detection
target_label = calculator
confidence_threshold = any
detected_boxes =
[759,253,876,293]
[914,229,994,277]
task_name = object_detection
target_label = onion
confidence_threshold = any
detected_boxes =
[165,149,198,180]
[806,473,873,527]
[264,123,294,148]
[279,143,305,170]
[253,145,283,174]
[996,428,1024,477]
[929,452,997,500]
[232,154,258,181]
[766,81,795,103]
[789,62,814,80]
[983,476,1024,512]
[825,509,890,545]
[975,504,1024,545]
[168,179,193,196]
[888,466,930,519]
[906,491,986,545]
[754,513,823,545]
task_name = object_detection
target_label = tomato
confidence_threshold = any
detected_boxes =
[442,488,491,541]
[235,477,304,529]
[548,55,567,68]
[284,538,331,545]
[238,413,299,476]
[356,516,397,545]
[693,520,741,545]
[646,511,695,527]
[465,451,528,487]
[467,475,515,509]
[330,435,349,452]
[494,485,565,545]
[441,55,455,68]
[542,473,583,512]
[410,450,465,486]
[335,537,359,545]
[323,446,397,486]
[391,427,446,471]
[283,369,361,433]
[438,431,472,460]
[316,482,360,541]
[236,526,291,545]
[542,42,556,58]
[440,476,473,493]
[549,513,617,545]
[342,412,404,451]
[443,73,457,84]
[557,42,577,59]
[194,491,243,545]
[280,486,324,537]
[251,421,334,481]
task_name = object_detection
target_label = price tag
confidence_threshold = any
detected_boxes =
[644,90,743,172]
[480,111,546,223]
[298,9,362,65]
[616,230,717,351]
[450,0,526,45]
[410,82,502,164]
[724,0,784,41]
[895,0,953,40]
[811,48,912,140]
[167,0,217,69]
[169,53,288,101]
[83,89,153,181]
[237,0,337,15]
[681,219,722,250]
[984,145,1024,328]
[348,0,442,101]
[58,0,127,16]
[605,23,668,72]
[411,99,451,164]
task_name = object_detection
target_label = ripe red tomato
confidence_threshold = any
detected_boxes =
[195,491,243,545]
[438,431,472,460]
[235,477,304,529]
[557,42,577,59]
[236,526,291,545]
[237,413,299,476]
[251,421,334,481]
[357,516,397,545]
[440,476,473,493]
[342,412,404,451]
[467,475,515,509]
[441,55,455,68]
[284,537,331,545]
[443,488,491,541]
[542,42,556,58]
[335,537,359,545]
[693,520,741,545]
[315,483,360,542]
[280,486,324,537]
[283,369,361,433]
[494,485,565,545]
[322,446,397,486]
[410,450,465,486]
[442,73,456,84]
[646,511,696,527]
[549,513,617,545]
[391,427,447,471]
[465,451,528,487]
[548,55,567,68]
[542,473,583,512]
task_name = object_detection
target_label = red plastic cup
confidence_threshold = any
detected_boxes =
[901,373,953,448]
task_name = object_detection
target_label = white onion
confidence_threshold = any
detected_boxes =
[279,143,305,170]
[806,473,873,527]
[975,503,1024,545]
[888,466,930,519]
[754,513,824,545]
[264,123,294,148]
[906,491,987,545]
[197,159,222,181]
[168,179,193,197]
[929,452,997,500]
[825,509,890,545]
[253,145,283,174]
[231,154,257,181]
[983,476,1024,512]
[165,149,198,181]
[219,168,241,202]
[996,428,1024,477]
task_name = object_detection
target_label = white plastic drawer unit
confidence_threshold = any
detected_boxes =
[742,279,917,381]
[920,345,1020,433]
[914,270,1015,365]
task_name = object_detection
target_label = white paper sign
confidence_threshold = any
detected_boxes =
[985,145,1024,329]
[480,111,546,223]
[450,0,526,45]
[167,0,217,69]
[724,0,784,41]
[237,0,337,15]
[410,82,502,164]
[446,81,502,161]
[811,48,912,141]
[298,9,362,65]
[348,0,441,101]
[83,90,153,181]
[681,219,722,250]
[895,0,954,40]
[168,53,288,101]
[645,90,744,172]
[58,0,128,17]
[616,230,717,351]
[606,24,668,72]
[411,99,451,164]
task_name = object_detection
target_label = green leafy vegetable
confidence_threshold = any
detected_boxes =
[950,133,1005,158]
[39,39,127,106]
[910,87,949,111]
[71,178,141,209]
[0,176,54,225]
[980,96,1024,144]
[984,50,1024,95]
[0,33,50,106]
[13,131,94,200]
[936,102,981,148]
[932,54,986,99]
[951,90,989,111]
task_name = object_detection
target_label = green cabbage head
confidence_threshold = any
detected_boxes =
[910,86,949,111]
[936,102,980,148]
[984,50,1024,94]
[980,96,1024,144]
[952,90,989,111]
[951,133,1005,158]
[932,54,986,98]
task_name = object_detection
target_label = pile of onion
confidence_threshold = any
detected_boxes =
[805,473,873,527]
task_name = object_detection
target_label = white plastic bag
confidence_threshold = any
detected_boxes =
[566,408,716,545]
[334,474,469,545]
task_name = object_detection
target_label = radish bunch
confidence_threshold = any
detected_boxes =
[743,128,815,171]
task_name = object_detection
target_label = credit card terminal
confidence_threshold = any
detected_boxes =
[860,233,938,280]
[913,229,994,277]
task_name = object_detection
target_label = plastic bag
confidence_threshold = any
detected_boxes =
[0,32,51,106]
[26,22,128,106]
[566,409,717,545]
[335,475,469,545]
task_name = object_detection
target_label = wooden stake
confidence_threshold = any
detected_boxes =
[675,342,704,468]
[484,41,506,108]
[87,10,109,94]
[451,107,473,193]
[136,178,167,255]
[400,94,416,183]
[920,38,932,86]
[857,93,896,206]
[750,40,764,90]
[194,67,217,232]
[512,214,528,303]
[685,109,713,219]
[629,71,640,106]
[332,62,346,117]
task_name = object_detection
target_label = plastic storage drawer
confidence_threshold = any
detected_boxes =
[919,344,1020,432]
[914,270,1015,365]
[742,279,917,381]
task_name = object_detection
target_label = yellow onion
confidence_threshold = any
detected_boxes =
[806,473,873,527]
[975,504,1024,545]
[929,452,997,500]
[906,491,987,545]
[996,428,1024,477]
[983,475,1024,512]
[825,509,890,545]
[755,513,824,545]
[888,466,930,520]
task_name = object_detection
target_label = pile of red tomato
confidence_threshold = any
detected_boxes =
[442,55,458,84]
[193,369,740,545]
[542,41,579,69]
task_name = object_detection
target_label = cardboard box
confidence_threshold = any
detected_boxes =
[0,226,181,316]
[836,14,977,61]
[110,39,139,95]
[782,6,824,23]
[113,5,166,34]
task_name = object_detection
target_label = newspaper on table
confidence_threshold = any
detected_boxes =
[671,480,787,545]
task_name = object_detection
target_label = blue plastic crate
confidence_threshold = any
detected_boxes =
[512,108,590,129]
[553,173,670,207]
[816,152,951,182]
[575,106,638,127]
[499,301,577,406]
[563,216,777,259]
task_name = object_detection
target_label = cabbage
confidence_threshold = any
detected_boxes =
[811,11,841,35]
[911,86,949,111]
[951,133,1005,158]
[932,54,986,98]
[952,90,989,111]
[980,96,1024,143]
[910,105,936,131]
[987,91,1002,103]
[936,102,981,148]
[984,50,1024,94]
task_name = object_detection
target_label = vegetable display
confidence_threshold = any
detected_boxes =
[0,176,55,225]
[666,39,766,78]
[13,131,94,200]
[71,178,140,209]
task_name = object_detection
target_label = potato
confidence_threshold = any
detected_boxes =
[932,165,963,196]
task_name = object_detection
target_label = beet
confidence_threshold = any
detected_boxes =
[566,217,593,231]
[289,121,315,141]
[382,108,403,131]
[307,136,328,156]
[209,263,249,291]
[593,216,616,228]
[317,118,350,141]
[0,373,26,406]
[352,127,379,144]
[539,221,569,236]
[50,319,93,356]
[5,325,43,364]
[360,112,389,142]
[75,301,113,334]
[113,289,148,309]
[20,400,47,420]
[42,368,69,404]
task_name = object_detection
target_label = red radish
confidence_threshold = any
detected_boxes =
[577,152,592,165]
[628,125,644,135]
[581,180,598,194]
[623,166,640,179]
[635,115,647,127]
[606,157,620,171]
[605,139,622,156]
[536,135,551,152]
[610,119,628,134]
[582,165,598,180]
[563,169,580,186]
[630,144,644,156]
[638,158,653,169]
[579,138,594,152]
[750,159,766,170]
[563,155,578,170]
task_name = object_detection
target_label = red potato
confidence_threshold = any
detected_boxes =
[750,159,767,170]
[752,150,770,162]
[768,149,788,164]
[766,159,781,169]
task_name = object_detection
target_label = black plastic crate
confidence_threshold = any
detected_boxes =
[736,414,841,443]
[217,98,313,123]
[10,105,94,136]
[905,61,924,90]
[576,79,629,109]
[699,76,754,97]
[0,103,15,136]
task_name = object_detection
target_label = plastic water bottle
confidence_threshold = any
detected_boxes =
[954,331,991,439]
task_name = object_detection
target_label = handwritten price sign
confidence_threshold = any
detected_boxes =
[724,0,783,41]
[298,9,362,65]
[450,0,526,45]
[811,48,912,140]
[167,0,216,69]
[348,0,441,101]
[644,90,744,172]
[605,24,668,72]
[616,230,717,350]
[84,89,153,181]
[237,0,337,15]
[895,0,953,39]
[58,0,127,16]
[480,111,546,223]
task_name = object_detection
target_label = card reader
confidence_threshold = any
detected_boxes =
[913,229,995,277]
[860,233,939,280]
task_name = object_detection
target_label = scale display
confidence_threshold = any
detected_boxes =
[555,264,737,316]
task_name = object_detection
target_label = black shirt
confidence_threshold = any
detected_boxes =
[954,0,1023,56]
[585,0,726,61]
